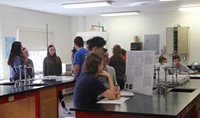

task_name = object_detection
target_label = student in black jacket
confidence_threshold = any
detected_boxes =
[43,45,62,76]
[43,45,68,112]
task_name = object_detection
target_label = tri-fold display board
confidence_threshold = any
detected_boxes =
[125,51,155,96]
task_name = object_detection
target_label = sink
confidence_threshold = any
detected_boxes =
[0,82,14,85]
[169,88,196,93]
[27,83,47,86]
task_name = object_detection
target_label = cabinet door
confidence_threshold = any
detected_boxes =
[40,87,57,118]
[166,27,174,54]
[178,27,189,54]
[40,98,57,118]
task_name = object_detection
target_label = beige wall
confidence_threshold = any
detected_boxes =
[80,11,200,65]
[0,5,71,78]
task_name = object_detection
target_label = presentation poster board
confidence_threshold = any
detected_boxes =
[125,51,155,96]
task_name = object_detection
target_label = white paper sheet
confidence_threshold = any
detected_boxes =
[40,76,74,81]
[97,97,129,104]
[190,74,200,78]
[120,90,134,97]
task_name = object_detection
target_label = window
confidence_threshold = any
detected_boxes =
[29,51,47,78]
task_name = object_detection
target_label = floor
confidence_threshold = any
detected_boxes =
[59,95,75,118]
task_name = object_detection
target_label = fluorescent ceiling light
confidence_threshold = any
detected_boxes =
[100,11,140,17]
[62,1,112,8]
[159,0,178,1]
[179,6,200,12]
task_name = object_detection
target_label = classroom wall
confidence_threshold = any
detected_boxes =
[78,10,200,65]
[1,5,200,78]
[0,5,71,79]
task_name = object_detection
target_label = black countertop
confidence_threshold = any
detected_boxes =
[71,79,200,117]
[0,76,74,97]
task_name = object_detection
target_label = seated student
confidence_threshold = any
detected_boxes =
[155,55,170,79]
[99,48,118,88]
[74,53,120,107]
[173,55,198,74]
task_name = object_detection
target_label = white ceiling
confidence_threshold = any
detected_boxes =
[0,0,200,16]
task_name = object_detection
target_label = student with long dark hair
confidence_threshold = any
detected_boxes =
[109,45,126,90]
[7,41,25,81]
[43,45,62,76]
[43,45,67,112]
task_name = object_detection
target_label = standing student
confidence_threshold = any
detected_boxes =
[21,47,35,79]
[71,47,77,64]
[74,53,119,107]
[7,41,25,81]
[43,45,62,76]
[109,45,126,90]
[43,45,67,112]
[121,48,127,61]
[87,36,106,55]
[73,36,89,80]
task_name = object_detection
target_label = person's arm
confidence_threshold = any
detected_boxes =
[99,70,117,99]
[43,57,47,76]
[58,57,62,76]
[13,56,22,75]
[73,64,80,79]
[73,52,81,79]
[29,59,35,78]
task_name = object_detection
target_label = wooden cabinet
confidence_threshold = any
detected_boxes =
[166,27,189,54]
[0,94,35,118]
[195,94,200,117]
[40,87,57,118]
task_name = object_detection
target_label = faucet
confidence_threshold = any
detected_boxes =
[24,66,34,85]
[26,66,34,85]
[17,65,22,86]
[24,65,27,86]
[155,67,170,94]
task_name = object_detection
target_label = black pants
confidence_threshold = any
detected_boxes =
[58,91,65,108]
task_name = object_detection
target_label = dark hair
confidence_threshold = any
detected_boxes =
[74,36,84,47]
[88,36,106,51]
[121,49,126,56]
[71,47,77,54]
[113,45,122,57]
[103,48,108,53]
[173,55,181,61]
[47,45,56,56]
[83,53,102,74]
[47,44,59,63]
[7,41,22,65]
[159,55,167,64]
